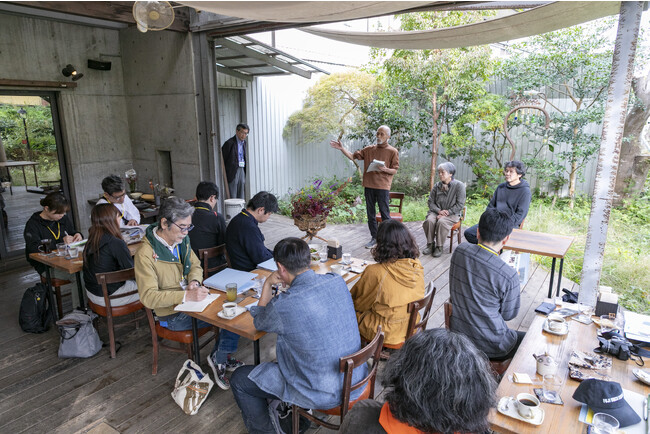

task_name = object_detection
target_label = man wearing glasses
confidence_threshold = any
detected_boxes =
[135,196,242,390]
[222,123,249,199]
[463,161,531,244]
[96,174,141,227]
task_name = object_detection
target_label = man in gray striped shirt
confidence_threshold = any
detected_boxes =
[449,208,525,360]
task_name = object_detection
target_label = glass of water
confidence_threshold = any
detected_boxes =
[591,413,619,434]
[319,246,328,262]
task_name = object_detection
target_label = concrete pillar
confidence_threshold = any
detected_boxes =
[578,1,644,306]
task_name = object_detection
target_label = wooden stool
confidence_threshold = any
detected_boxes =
[40,275,72,318]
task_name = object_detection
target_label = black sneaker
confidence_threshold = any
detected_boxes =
[364,238,377,249]
[207,353,230,390]
[225,356,244,372]
[277,404,312,434]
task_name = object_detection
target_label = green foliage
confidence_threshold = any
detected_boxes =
[390,159,431,197]
[442,93,510,192]
[499,21,615,198]
[283,71,379,144]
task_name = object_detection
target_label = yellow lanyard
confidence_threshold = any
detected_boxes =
[47,222,61,241]
[241,210,249,217]
[478,243,498,256]
[195,207,211,212]
[104,194,125,220]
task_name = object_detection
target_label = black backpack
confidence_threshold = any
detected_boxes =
[19,283,53,333]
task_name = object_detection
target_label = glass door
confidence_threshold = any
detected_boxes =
[0,91,70,262]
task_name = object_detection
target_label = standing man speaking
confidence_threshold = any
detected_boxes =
[222,123,249,199]
[331,125,399,248]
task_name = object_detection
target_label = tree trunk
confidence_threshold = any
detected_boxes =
[568,125,580,209]
[429,91,439,191]
[613,73,650,204]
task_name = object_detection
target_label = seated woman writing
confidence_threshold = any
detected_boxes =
[24,192,83,307]
[340,329,497,434]
[134,196,242,390]
[350,219,424,346]
[83,204,139,307]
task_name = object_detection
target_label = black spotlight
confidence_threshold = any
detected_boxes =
[62,64,84,81]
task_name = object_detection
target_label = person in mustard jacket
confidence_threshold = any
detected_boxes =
[350,219,425,345]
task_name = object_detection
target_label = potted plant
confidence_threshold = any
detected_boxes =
[290,179,338,240]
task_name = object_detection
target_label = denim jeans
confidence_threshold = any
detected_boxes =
[230,365,279,434]
[364,187,390,239]
[158,312,240,364]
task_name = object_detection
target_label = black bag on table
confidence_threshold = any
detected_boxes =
[19,283,52,333]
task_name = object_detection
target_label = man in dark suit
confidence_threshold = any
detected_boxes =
[222,123,249,199]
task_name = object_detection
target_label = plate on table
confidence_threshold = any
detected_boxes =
[497,397,544,425]
[633,368,650,385]
[543,320,569,336]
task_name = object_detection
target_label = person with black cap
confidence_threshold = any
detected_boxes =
[573,379,642,428]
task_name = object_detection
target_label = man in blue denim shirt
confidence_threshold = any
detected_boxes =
[230,238,366,433]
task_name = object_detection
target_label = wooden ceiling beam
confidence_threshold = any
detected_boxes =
[8,1,190,32]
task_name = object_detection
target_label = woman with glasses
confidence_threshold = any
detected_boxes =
[134,196,242,390]
[96,174,140,227]
[83,204,139,307]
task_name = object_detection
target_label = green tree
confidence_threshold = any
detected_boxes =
[499,21,615,207]
[357,10,496,190]
[283,70,379,177]
[442,93,510,194]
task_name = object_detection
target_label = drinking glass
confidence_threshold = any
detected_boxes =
[226,283,237,302]
[64,247,79,259]
[56,243,66,256]
[542,374,558,401]
[342,252,352,265]
[591,412,619,434]
[319,246,328,262]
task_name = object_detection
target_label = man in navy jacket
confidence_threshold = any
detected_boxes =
[222,123,249,199]
[225,191,278,271]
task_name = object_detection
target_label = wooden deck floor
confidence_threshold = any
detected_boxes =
[0,214,577,433]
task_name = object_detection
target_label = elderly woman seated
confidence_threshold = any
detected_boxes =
[422,162,466,257]
[134,196,242,390]
[340,328,497,434]
[350,219,424,347]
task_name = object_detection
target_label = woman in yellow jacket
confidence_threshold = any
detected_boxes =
[350,219,425,345]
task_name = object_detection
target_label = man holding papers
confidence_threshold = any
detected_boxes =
[331,125,399,248]
[226,191,278,271]
[135,197,242,390]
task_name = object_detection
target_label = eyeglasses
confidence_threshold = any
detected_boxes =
[171,222,194,233]
[110,191,126,200]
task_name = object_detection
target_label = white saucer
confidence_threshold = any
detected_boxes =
[497,397,544,425]
[633,368,650,386]
[543,320,569,336]
[217,305,247,320]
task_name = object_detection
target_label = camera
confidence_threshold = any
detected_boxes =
[597,335,632,361]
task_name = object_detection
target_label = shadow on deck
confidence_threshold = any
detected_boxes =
[0,214,576,433]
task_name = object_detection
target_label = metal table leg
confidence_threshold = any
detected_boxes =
[547,258,557,299]
[254,340,260,365]
[556,258,564,297]
[44,266,58,324]
[75,271,85,310]
[191,317,201,364]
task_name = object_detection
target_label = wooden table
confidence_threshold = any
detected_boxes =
[87,197,159,222]
[29,242,141,322]
[0,160,38,194]
[503,229,575,298]
[489,312,650,433]
[188,257,369,365]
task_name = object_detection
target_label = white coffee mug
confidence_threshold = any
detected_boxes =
[547,314,566,332]
[515,393,540,419]
[222,302,237,318]
[330,264,344,275]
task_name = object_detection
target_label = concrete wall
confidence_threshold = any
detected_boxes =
[0,13,133,233]
[120,28,202,202]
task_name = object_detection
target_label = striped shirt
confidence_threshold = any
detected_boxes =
[449,242,521,358]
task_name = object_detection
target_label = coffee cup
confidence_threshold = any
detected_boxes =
[547,314,566,332]
[222,302,237,318]
[38,239,53,253]
[330,264,344,275]
[515,393,540,419]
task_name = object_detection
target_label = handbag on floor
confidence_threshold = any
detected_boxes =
[171,360,214,415]
[56,309,102,358]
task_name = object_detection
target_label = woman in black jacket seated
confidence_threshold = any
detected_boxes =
[83,204,139,307]
[24,192,83,306]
